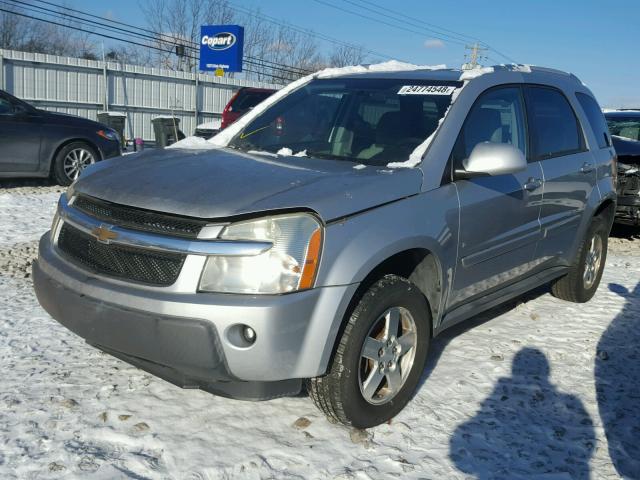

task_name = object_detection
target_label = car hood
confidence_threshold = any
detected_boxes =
[74,147,423,221]
[613,135,640,165]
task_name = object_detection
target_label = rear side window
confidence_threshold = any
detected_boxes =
[525,86,584,159]
[451,86,527,168]
[576,92,611,149]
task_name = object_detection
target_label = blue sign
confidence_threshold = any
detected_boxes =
[199,25,244,73]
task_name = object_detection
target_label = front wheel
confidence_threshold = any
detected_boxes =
[52,142,98,186]
[551,215,609,303]
[308,275,431,428]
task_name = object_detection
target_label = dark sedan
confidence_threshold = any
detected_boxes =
[0,89,121,185]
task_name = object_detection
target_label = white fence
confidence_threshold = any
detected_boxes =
[0,49,282,143]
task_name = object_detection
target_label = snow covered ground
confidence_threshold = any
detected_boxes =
[0,181,638,479]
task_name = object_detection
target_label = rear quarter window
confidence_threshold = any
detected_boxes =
[576,92,611,149]
[525,86,585,159]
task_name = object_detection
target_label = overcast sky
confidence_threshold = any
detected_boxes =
[95,0,639,108]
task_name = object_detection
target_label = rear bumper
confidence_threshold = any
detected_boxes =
[33,232,358,399]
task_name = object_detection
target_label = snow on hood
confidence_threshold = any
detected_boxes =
[166,136,221,150]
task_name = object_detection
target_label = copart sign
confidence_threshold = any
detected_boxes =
[199,25,244,73]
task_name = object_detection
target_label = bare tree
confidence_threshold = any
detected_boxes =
[140,0,236,71]
[0,3,97,58]
[0,6,24,50]
[1,0,370,83]
[329,45,367,68]
[137,0,370,82]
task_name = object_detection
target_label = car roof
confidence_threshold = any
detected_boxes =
[334,64,582,84]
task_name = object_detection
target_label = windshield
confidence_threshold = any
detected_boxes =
[228,78,459,166]
[607,116,640,141]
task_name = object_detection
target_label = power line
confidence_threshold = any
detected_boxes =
[340,0,517,63]
[342,0,481,45]
[0,6,295,82]
[313,0,518,64]
[350,0,518,63]
[12,0,313,76]
[310,0,467,47]
[225,0,399,62]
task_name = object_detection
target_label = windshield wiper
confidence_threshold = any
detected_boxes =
[305,150,339,160]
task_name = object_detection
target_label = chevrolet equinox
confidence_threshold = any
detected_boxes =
[33,64,617,428]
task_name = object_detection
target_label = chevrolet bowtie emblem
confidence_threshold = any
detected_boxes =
[91,224,118,243]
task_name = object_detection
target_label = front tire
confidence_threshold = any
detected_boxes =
[551,215,608,303]
[52,142,98,186]
[309,275,431,428]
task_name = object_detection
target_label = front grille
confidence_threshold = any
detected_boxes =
[73,195,207,238]
[57,223,185,286]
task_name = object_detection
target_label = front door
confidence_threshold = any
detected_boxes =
[0,92,42,173]
[448,85,544,308]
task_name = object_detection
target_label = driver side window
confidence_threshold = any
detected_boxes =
[452,86,527,170]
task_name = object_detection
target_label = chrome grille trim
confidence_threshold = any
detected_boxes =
[58,194,272,257]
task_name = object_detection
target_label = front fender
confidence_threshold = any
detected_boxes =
[314,184,459,364]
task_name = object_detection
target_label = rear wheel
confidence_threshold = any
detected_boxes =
[53,142,98,186]
[551,215,608,303]
[308,275,431,428]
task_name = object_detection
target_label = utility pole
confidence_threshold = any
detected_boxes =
[462,42,488,70]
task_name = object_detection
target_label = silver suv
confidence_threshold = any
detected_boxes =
[33,65,617,428]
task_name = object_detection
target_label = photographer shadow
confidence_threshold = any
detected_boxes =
[449,347,595,480]
[596,282,640,478]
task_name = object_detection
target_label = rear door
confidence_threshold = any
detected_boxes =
[448,85,544,308]
[0,92,42,173]
[524,85,596,263]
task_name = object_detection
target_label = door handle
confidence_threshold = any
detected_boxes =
[580,162,595,174]
[523,178,542,192]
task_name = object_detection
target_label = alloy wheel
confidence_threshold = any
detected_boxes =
[63,147,95,182]
[358,306,418,405]
[583,234,603,289]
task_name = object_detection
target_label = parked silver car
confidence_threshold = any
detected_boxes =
[33,65,617,428]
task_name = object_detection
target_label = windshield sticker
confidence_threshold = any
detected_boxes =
[397,85,456,96]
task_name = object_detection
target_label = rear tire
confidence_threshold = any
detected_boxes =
[52,142,98,186]
[308,275,431,428]
[551,215,608,303]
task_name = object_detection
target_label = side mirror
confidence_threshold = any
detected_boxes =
[456,142,527,179]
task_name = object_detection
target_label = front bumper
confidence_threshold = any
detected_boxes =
[97,137,122,160]
[615,194,640,225]
[33,232,357,399]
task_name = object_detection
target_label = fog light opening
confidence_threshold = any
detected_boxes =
[226,324,257,348]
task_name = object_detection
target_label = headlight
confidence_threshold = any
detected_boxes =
[199,213,322,294]
[97,129,119,141]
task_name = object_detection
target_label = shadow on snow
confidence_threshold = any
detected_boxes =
[595,282,640,478]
